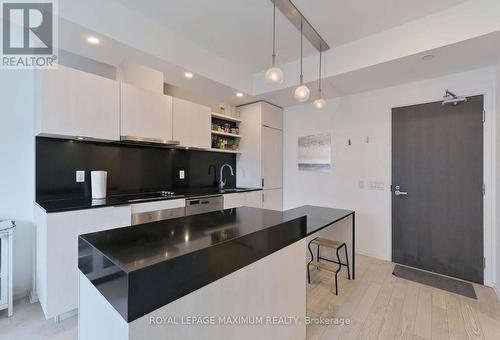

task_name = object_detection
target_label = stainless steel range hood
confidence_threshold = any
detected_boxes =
[120,135,180,146]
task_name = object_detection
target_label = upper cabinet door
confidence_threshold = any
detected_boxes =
[36,66,120,141]
[172,97,211,149]
[120,82,173,142]
[236,103,263,188]
[261,102,283,130]
[262,126,283,189]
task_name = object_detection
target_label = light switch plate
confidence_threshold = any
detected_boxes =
[358,180,364,189]
[368,181,385,190]
[76,170,85,183]
[179,170,185,179]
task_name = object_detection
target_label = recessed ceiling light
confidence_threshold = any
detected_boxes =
[86,36,100,45]
[236,92,244,97]
[184,72,194,79]
[422,54,435,61]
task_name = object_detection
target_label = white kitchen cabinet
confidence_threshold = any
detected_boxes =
[236,103,263,188]
[223,192,263,209]
[120,82,174,142]
[237,101,283,209]
[223,193,246,209]
[35,65,120,141]
[173,97,211,149]
[262,189,283,211]
[244,191,263,209]
[35,205,131,319]
[261,101,283,130]
[262,126,283,189]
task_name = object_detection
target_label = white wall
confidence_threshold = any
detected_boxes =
[284,67,497,285]
[0,70,35,299]
[495,60,500,295]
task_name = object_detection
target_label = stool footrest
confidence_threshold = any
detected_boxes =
[310,237,344,249]
[309,260,340,273]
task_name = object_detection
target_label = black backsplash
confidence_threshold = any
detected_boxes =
[36,137,236,201]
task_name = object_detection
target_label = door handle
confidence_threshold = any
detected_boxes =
[395,190,407,196]
[394,185,407,196]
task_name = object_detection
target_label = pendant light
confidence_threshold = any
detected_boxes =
[294,19,310,102]
[313,44,326,109]
[265,0,284,86]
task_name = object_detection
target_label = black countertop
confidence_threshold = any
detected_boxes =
[78,206,354,322]
[36,187,262,213]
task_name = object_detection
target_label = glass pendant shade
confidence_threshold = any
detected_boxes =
[313,97,326,109]
[265,66,284,85]
[294,80,310,102]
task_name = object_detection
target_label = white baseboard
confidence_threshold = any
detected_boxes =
[55,308,78,323]
[355,249,387,262]
[492,284,500,301]
[28,290,39,304]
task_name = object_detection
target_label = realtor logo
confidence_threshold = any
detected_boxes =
[1,0,58,68]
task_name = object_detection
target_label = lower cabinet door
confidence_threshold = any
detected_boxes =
[223,193,246,209]
[244,191,263,209]
[262,189,283,211]
[45,206,131,318]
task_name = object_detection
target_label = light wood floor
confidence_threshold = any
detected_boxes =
[0,298,77,340]
[1,255,499,340]
[307,255,500,340]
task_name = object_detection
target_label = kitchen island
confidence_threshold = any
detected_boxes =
[78,206,355,340]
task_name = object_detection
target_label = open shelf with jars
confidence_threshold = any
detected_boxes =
[211,111,241,153]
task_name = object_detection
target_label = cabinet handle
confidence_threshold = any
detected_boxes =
[262,178,265,187]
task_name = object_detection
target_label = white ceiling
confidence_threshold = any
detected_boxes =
[59,0,500,108]
[115,0,314,74]
[292,0,468,47]
[255,31,500,107]
[115,0,467,74]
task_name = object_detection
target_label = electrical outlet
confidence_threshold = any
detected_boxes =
[76,170,85,183]
[179,170,185,179]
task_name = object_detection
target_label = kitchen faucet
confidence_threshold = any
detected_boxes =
[219,164,234,190]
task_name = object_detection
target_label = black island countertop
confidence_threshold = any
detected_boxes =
[36,187,262,213]
[78,206,354,322]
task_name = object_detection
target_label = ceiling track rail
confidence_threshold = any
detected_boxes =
[271,0,330,52]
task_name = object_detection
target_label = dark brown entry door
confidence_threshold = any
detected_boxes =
[392,95,484,284]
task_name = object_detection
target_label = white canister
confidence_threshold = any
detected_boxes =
[91,171,107,199]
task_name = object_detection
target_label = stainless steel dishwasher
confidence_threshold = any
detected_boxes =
[185,195,224,216]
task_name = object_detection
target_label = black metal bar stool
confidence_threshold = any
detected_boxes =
[307,237,350,295]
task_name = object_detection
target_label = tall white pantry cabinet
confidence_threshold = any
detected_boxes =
[236,102,283,211]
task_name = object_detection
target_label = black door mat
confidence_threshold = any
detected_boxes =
[392,265,477,299]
